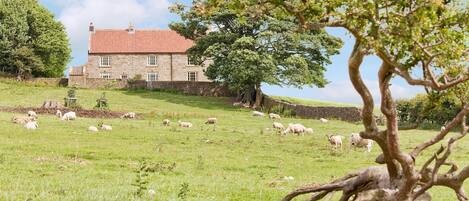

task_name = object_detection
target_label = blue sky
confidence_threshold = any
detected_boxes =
[39,0,423,104]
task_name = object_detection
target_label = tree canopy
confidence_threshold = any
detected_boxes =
[0,0,71,79]
[170,3,342,107]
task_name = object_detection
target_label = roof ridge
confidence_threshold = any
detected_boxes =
[95,29,174,32]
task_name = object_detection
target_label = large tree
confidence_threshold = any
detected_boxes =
[194,0,469,200]
[0,0,71,79]
[170,4,342,107]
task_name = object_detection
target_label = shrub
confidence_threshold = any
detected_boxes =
[64,88,81,109]
[94,92,109,110]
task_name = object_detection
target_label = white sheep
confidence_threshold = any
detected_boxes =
[272,122,285,130]
[11,116,34,124]
[283,123,306,135]
[121,112,136,119]
[305,128,314,134]
[269,113,281,119]
[327,134,344,150]
[100,124,112,131]
[88,126,99,132]
[27,111,38,119]
[441,126,446,131]
[232,102,242,107]
[59,111,76,121]
[320,118,329,123]
[252,111,265,117]
[163,119,171,126]
[205,117,217,124]
[56,110,62,118]
[350,133,373,152]
[24,121,38,130]
[178,120,193,128]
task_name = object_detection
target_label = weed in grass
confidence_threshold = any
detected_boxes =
[177,182,190,200]
[132,161,150,197]
[196,155,204,170]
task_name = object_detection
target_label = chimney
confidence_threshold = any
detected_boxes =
[89,22,95,33]
[127,22,135,34]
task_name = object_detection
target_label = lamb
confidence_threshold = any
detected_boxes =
[327,134,344,150]
[27,111,38,119]
[282,123,306,135]
[205,117,217,124]
[350,133,373,152]
[24,121,38,130]
[269,113,281,119]
[11,116,35,124]
[59,111,76,121]
[178,120,193,128]
[88,126,99,132]
[100,124,112,131]
[232,102,242,107]
[163,119,171,126]
[252,111,265,117]
[121,112,136,119]
[320,118,329,123]
[305,128,314,134]
[272,122,285,130]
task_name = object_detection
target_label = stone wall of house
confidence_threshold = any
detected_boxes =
[263,96,363,122]
[86,53,209,81]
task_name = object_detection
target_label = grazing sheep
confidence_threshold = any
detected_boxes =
[205,117,217,124]
[121,112,136,119]
[24,121,38,130]
[88,126,99,132]
[27,111,38,119]
[163,119,171,126]
[350,133,373,152]
[178,120,193,128]
[232,102,242,107]
[272,122,285,130]
[327,134,344,150]
[252,111,265,117]
[60,111,76,121]
[11,116,34,124]
[305,128,314,134]
[269,113,281,119]
[441,126,446,131]
[56,110,62,118]
[283,123,306,135]
[100,124,112,131]
[320,118,329,123]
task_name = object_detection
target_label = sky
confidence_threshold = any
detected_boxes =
[38,0,423,104]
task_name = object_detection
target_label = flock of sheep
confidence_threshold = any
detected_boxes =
[10,108,372,152]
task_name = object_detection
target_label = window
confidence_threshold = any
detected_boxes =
[100,56,111,67]
[121,74,128,79]
[187,72,197,81]
[147,73,158,82]
[187,56,196,66]
[147,55,157,66]
[100,72,111,79]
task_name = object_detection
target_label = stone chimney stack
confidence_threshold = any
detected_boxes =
[89,22,95,33]
[127,23,135,34]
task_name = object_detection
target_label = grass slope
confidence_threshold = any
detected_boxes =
[0,81,466,201]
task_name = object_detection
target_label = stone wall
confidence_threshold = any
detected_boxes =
[263,96,362,122]
[144,81,235,97]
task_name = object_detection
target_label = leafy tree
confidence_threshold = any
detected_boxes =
[170,5,342,107]
[195,1,469,200]
[0,0,71,78]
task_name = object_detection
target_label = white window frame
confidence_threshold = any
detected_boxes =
[187,72,197,81]
[146,73,158,82]
[99,56,111,67]
[147,55,158,66]
[121,74,128,79]
[100,72,111,79]
[187,56,196,66]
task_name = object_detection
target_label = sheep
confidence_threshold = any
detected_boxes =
[441,126,446,131]
[272,122,285,130]
[56,110,62,118]
[60,111,76,121]
[24,121,38,130]
[11,116,34,124]
[163,119,171,126]
[327,134,344,150]
[27,111,38,119]
[283,123,306,135]
[88,126,99,132]
[100,124,112,131]
[320,118,329,123]
[269,113,281,119]
[121,112,136,119]
[350,133,373,152]
[252,111,265,117]
[305,128,314,134]
[205,117,217,125]
[178,120,193,128]
[232,102,242,107]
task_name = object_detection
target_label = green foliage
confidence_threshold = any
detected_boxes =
[64,88,80,108]
[132,161,150,197]
[94,92,109,110]
[0,0,70,78]
[177,182,190,200]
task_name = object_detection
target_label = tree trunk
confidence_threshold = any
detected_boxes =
[253,83,263,109]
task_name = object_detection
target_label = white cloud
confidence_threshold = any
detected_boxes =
[49,0,170,65]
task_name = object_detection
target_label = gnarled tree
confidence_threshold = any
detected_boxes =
[195,0,469,200]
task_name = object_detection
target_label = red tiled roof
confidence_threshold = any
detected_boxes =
[89,29,194,54]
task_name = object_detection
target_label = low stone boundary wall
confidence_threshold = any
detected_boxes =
[143,81,235,97]
[263,96,362,122]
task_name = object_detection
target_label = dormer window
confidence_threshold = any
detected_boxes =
[100,56,111,67]
[187,56,196,66]
[147,55,157,66]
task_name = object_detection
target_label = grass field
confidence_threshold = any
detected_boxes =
[0,80,467,201]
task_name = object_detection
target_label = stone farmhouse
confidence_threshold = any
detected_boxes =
[69,23,209,83]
